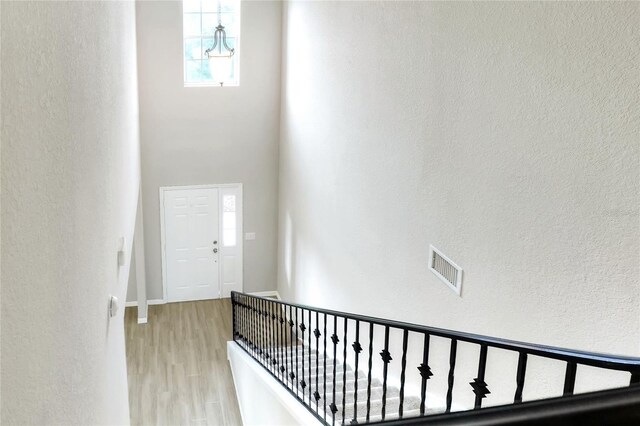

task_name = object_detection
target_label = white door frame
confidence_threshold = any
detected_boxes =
[159,183,243,303]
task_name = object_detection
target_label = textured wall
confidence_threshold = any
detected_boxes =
[278,0,639,405]
[1,1,140,424]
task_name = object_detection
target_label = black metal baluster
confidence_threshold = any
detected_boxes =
[248,297,252,351]
[251,298,261,362]
[271,301,276,372]
[366,322,374,422]
[259,299,263,361]
[308,309,313,404]
[249,297,258,359]
[352,320,362,423]
[246,296,250,348]
[262,299,267,365]
[240,296,245,344]
[258,299,263,363]
[279,304,285,381]
[289,305,295,389]
[399,329,409,418]
[254,298,259,359]
[262,299,267,364]
[238,296,243,344]
[314,311,320,413]
[296,307,300,396]
[273,302,278,376]
[514,352,527,403]
[284,303,288,383]
[330,316,339,426]
[323,313,328,422]
[274,302,278,373]
[300,308,306,400]
[563,361,577,396]
[246,297,251,353]
[341,318,348,425]
[238,296,243,343]
[231,294,237,341]
[253,297,257,357]
[380,325,392,420]
[445,339,457,413]
[266,300,272,371]
[255,298,260,360]
[471,344,489,409]
[247,296,251,348]
[418,333,432,415]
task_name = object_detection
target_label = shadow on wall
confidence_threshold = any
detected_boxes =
[283,211,297,300]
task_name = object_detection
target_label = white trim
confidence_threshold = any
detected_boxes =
[160,183,244,304]
[137,317,148,324]
[248,291,281,300]
[134,187,148,323]
[125,299,165,308]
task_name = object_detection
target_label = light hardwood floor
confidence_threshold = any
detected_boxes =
[125,299,243,426]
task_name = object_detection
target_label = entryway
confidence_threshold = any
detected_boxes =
[160,184,243,303]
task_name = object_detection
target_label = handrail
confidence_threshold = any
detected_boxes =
[234,292,640,372]
[230,291,640,425]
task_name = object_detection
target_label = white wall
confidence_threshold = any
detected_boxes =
[1,1,140,424]
[135,0,282,301]
[278,0,639,372]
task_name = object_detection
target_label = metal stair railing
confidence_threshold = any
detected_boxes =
[230,291,640,425]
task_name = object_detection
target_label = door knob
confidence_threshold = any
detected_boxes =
[213,248,218,253]
[213,240,218,245]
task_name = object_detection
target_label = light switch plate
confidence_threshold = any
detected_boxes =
[245,232,256,240]
[117,237,126,266]
[109,295,119,318]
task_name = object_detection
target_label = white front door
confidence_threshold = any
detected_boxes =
[164,187,220,302]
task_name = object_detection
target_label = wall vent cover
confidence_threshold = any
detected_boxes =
[429,245,463,296]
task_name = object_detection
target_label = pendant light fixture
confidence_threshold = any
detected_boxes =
[204,2,235,86]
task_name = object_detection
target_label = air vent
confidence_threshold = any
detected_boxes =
[429,245,463,296]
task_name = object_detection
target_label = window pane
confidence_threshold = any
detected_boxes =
[201,37,215,57]
[183,13,201,36]
[183,0,200,13]
[223,195,236,212]
[184,38,202,60]
[185,60,212,82]
[223,212,236,230]
[224,229,236,247]
[202,13,217,35]
[219,0,236,14]
[224,36,236,52]
[199,60,212,80]
[218,12,238,35]
[202,0,217,13]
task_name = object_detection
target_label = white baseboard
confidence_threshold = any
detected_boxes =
[125,299,165,308]
[137,317,148,324]
[248,290,281,300]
